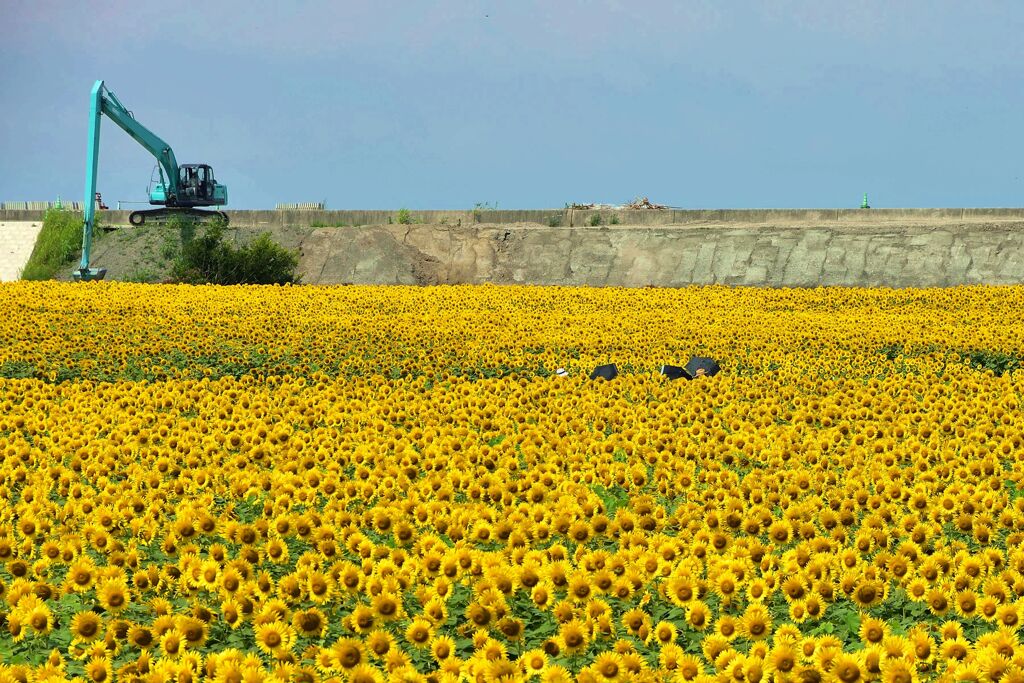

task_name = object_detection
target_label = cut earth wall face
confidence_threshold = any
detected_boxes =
[291,222,1024,288]
[8,208,1023,287]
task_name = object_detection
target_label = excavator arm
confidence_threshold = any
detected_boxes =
[78,80,181,279]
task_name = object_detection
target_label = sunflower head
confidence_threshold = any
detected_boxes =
[254,621,295,657]
[176,616,208,647]
[404,618,433,648]
[27,605,54,634]
[740,605,772,641]
[558,619,588,655]
[97,578,130,613]
[292,607,327,638]
[84,656,113,683]
[160,628,184,658]
[128,625,154,649]
[430,635,457,662]
[858,615,888,645]
[71,611,104,642]
[333,637,368,669]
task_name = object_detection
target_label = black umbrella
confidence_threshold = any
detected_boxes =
[684,356,720,378]
[590,363,618,381]
[659,364,688,380]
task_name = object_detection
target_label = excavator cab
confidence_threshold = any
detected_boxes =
[179,164,217,201]
[148,163,226,211]
[139,161,228,224]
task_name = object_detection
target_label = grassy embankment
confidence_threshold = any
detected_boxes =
[20,207,98,280]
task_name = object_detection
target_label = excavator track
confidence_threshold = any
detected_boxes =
[128,208,229,226]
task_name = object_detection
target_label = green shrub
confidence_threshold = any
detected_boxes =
[609,214,621,225]
[546,215,563,227]
[171,221,300,285]
[396,208,413,225]
[21,207,102,280]
[588,213,602,227]
[473,202,497,223]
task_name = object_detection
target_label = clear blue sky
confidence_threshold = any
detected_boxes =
[3,1,1023,209]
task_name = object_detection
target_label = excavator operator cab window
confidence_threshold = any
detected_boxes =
[198,166,213,198]
[180,166,207,198]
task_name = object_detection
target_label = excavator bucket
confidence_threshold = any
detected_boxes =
[72,267,107,282]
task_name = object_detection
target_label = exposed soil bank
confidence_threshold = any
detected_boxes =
[79,219,1024,287]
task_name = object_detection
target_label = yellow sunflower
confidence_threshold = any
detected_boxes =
[333,637,369,669]
[160,628,185,659]
[519,648,547,675]
[590,652,624,681]
[26,604,54,635]
[739,604,772,641]
[97,578,131,614]
[84,656,113,683]
[431,635,457,663]
[66,558,97,592]
[371,592,402,622]
[404,617,434,649]
[128,625,155,650]
[254,621,295,657]
[70,611,104,643]
[292,607,327,638]
[345,664,385,683]
[557,619,588,655]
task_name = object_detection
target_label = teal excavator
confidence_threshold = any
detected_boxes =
[76,80,229,281]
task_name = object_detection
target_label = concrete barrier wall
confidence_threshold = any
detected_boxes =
[7,207,1024,228]
[0,221,44,282]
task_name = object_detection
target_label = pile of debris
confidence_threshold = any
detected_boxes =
[626,196,667,210]
[568,197,669,210]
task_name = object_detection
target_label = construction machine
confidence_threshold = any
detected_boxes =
[76,80,229,281]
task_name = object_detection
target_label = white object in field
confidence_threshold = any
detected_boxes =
[555,368,568,376]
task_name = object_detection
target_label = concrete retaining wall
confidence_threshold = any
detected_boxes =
[7,207,1024,228]
[228,207,1024,229]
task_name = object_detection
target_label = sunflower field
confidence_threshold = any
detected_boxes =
[1,281,1023,683]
